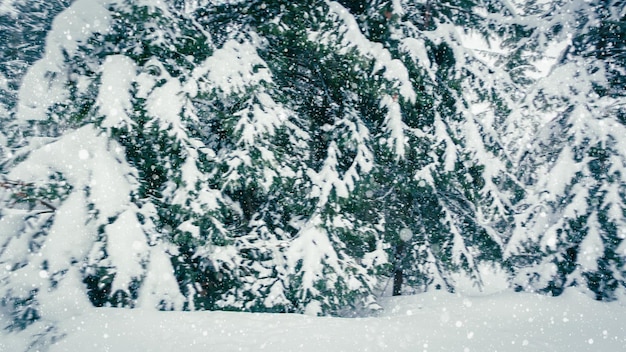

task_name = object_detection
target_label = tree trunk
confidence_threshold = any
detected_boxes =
[393,268,403,296]
[392,241,404,296]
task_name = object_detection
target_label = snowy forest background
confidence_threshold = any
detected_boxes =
[1,0,625,340]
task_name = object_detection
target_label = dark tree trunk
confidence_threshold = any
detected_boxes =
[393,268,403,296]
[392,241,405,296]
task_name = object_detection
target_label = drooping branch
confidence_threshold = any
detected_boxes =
[0,178,57,213]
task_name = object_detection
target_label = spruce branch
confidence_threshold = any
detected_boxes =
[0,178,57,213]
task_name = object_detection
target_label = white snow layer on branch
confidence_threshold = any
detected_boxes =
[234,92,290,148]
[137,243,186,310]
[106,210,149,293]
[307,142,348,207]
[0,0,18,16]
[434,119,458,172]
[380,94,407,158]
[4,126,183,313]
[7,124,134,233]
[578,213,604,272]
[16,0,113,121]
[340,113,375,187]
[287,216,341,301]
[37,266,94,322]
[399,37,434,79]
[444,208,475,269]
[40,191,94,275]
[146,77,188,141]
[98,55,137,129]
[307,106,375,204]
[193,39,273,96]
[9,126,133,217]
[322,1,416,103]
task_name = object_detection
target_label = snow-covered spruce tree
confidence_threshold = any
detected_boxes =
[0,0,70,114]
[0,0,72,162]
[195,0,423,314]
[99,0,248,313]
[238,0,401,315]
[180,3,309,312]
[506,0,626,300]
[345,0,521,292]
[0,0,245,340]
[0,0,406,324]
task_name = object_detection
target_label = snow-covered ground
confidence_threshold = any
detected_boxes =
[2,289,624,352]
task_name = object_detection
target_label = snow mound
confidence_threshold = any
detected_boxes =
[1,290,623,352]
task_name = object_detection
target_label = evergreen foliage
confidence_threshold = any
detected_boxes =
[1,0,625,344]
[0,0,72,164]
[506,0,626,300]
